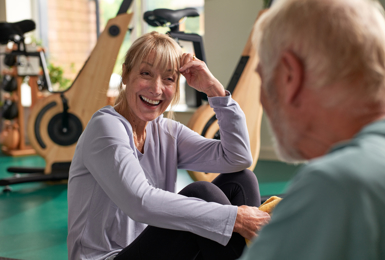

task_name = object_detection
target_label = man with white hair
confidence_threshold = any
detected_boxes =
[240,0,385,259]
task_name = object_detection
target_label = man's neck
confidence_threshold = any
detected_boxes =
[296,104,385,160]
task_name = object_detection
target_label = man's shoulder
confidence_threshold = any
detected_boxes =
[288,137,385,209]
[303,135,385,185]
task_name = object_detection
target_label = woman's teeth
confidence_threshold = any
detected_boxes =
[140,96,160,105]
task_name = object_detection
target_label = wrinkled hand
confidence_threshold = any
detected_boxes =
[179,53,226,97]
[234,205,271,240]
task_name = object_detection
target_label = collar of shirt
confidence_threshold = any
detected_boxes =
[328,119,385,154]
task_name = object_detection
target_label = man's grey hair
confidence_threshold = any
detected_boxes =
[254,0,385,105]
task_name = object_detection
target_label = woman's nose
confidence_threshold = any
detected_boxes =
[150,77,162,96]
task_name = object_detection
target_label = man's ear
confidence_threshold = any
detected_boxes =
[279,51,304,106]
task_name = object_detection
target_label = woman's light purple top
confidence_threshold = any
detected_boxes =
[67,93,253,260]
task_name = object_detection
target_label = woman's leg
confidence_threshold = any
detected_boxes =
[195,169,261,260]
[114,181,233,260]
[212,169,261,207]
[115,169,260,260]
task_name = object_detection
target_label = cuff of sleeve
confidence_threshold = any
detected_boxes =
[208,90,232,108]
[221,205,238,246]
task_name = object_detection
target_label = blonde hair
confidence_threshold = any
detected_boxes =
[254,0,385,104]
[114,31,182,119]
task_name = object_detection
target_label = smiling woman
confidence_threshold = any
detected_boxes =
[101,0,205,107]
[114,31,182,124]
[67,31,270,260]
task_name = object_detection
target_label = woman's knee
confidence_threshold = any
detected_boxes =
[212,169,261,207]
[178,181,231,205]
[214,168,259,187]
[239,168,259,186]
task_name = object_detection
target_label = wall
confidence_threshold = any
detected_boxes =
[204,0,263,86]
[46,0,97,82]
[0,0,6,21]
[204,0,278,160]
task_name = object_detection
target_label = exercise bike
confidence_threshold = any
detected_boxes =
[0,0,134,192]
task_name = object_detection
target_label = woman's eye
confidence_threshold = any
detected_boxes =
[141,71,150,76]
[167,77,175,82]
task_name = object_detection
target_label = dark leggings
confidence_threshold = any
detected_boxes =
[115,169,261,260]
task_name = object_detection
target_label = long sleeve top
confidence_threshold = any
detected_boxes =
[240,119,385,260]
[67,94,253,260]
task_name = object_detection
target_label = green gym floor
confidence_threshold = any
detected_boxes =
[0,152,301,260]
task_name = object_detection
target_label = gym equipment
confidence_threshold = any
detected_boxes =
[0,121,20,150]
[1,98,18,120]
[186,3,279,182]
[0,74,41,156]
[187,17,263,182]
[3,52,17,67]
[1,75,18,92]
[0,76,40,156]
[186,2,281,182]
[0,19,45,156]
[0,0,134,190]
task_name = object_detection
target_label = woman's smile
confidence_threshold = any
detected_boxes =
[139,95,162,106]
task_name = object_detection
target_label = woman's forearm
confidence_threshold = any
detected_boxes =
[203,79,226,97]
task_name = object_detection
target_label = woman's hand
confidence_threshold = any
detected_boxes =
[179,53,226,97]
[234,205,271,240]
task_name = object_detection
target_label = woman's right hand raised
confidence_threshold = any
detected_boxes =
[233,205,271,240]
[179,53,226,97]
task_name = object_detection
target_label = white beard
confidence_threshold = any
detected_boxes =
[261,71,308,164]
[265,108,307,164]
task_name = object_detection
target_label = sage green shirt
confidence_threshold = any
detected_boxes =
[241,119,385,260]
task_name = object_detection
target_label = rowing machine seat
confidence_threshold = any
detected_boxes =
[143,8,199,29]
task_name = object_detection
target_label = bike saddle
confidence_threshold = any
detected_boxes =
[0,20,36,44]
[143,8,199,28]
